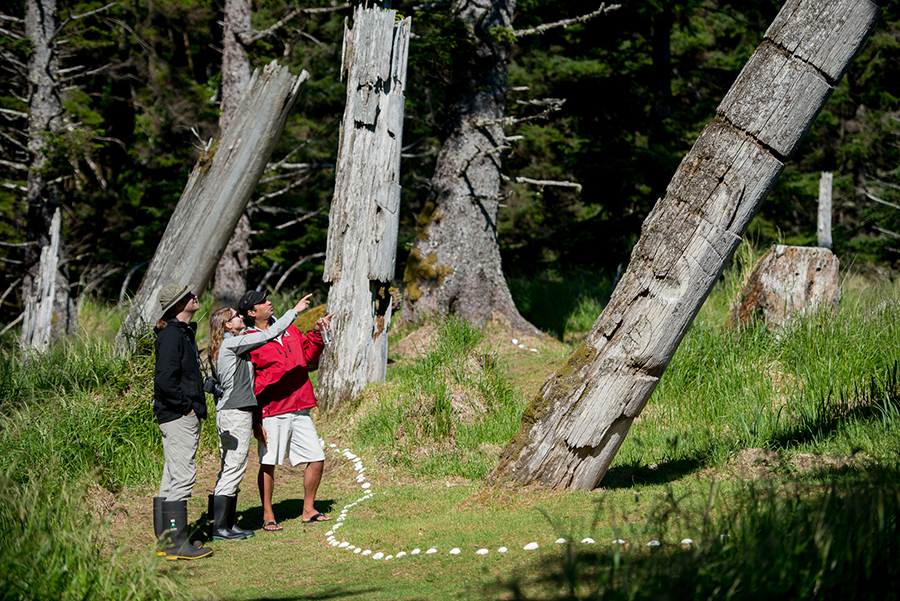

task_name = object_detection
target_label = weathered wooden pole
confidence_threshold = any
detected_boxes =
[20,208,62,352]
[316,4,410,411]
[818,171,833,249]
[116,62,308,351]
[492,0,880,490]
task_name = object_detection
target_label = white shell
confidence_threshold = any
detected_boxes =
[426,548,437,554]
[449,548,461,555]
[372,552,384,560]
[476,548,489,555]
[581,538,596,544]
[555,538,566,544]
[523,542,539,550]
[497,547,508,553]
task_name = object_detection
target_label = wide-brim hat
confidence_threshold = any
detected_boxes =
[159,283,191,316]
[237,289,268,316]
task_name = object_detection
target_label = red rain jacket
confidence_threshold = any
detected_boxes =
[246,324,324,418]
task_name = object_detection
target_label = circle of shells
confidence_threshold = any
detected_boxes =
[318,440,696,561]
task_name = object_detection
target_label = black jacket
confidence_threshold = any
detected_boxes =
[153,319,207,424]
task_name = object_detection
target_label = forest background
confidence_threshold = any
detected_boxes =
[2,0,899,337]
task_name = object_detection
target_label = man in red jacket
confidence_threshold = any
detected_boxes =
[238,290,334,530]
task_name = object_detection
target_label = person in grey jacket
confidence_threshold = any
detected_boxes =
[153,282,212,561]
[205,293,312,541]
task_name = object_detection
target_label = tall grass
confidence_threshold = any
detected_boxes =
[508,471,900,600]
[0,473,185,601]
[0,333,219,490]
[352,315,528,479]
[612,271,900,470]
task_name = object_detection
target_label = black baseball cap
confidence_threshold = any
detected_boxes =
[237,289,268,316]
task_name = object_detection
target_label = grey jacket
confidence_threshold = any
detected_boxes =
[212,309,297,412]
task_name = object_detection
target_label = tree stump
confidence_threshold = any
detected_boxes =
[732,245,840,328]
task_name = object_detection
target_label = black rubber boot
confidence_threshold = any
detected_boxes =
[228,495,254,539]
[153,497,165,556]
[210,495,249,540]
[161,500,214,560]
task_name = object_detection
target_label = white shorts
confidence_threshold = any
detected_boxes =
[258,409,325,466]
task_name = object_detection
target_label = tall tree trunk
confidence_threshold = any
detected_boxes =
[492,0,881,490]
[401,0,537,336]
[21,0,76,349]
[116,62,308,351]
[316,3,410,411]
[213,0,253,309]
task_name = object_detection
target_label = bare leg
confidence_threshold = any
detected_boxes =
[302,460,329,522]
[258,464,280,529]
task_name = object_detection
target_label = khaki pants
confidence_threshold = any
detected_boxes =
[158,413,201,501]
[213,409,253,496]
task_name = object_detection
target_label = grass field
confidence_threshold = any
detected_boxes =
[1,256,899,600]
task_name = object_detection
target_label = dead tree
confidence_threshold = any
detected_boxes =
[401,0,535,333]
[400,2,615,335]
[20,0,77,349]
[212,0,255,309]
[492,0,881,490]
[115,62,308,351]
[316,3,410,410]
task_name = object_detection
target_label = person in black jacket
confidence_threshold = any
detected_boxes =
[152,282,213,561]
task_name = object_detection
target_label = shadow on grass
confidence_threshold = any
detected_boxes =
[600,457,706,489]
[768,366,900,452]
[243,588,380,601]
[235,497,338,529]
[485,468,900,601]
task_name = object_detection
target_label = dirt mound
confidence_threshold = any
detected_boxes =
[716,448,857,480]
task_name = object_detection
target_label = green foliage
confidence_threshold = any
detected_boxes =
[0,474,184,601]
[0,331,218,490]
[616,274,900,469]
[511,473,900,600]
[353,316,527,479]
[508,268,615,340]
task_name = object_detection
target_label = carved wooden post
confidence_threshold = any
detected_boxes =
[317,4,410,411]
[493,0,880,490]
[116,62,308,351]
[818,171,833,249]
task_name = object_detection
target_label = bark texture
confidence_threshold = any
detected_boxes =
[213,0,253,308]
[731,245,840,328]
[492,0,880,490]
[219,0,252,132]
[116,62,307,350]
[401,0,537,336]
[21,0,76,349]
[317,5,410,411]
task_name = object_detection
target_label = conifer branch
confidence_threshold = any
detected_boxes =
[52,2,118,41]
[239,4,351,45]
[502,174,582,193]
[512,3,620,38]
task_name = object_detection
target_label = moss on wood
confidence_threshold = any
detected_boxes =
[403,247,453,302]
